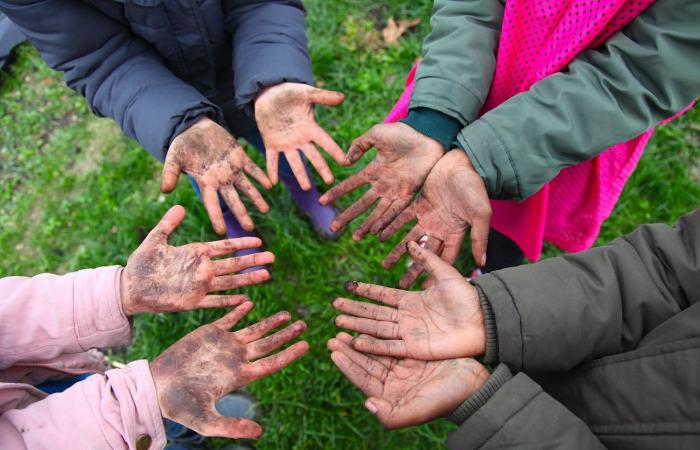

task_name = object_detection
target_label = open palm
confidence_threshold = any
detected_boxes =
[328,332,487,429]
[333,242,485,360]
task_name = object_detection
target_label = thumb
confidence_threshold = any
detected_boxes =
[346,131,377,165]
[307,87,345,106]
[161,156,181,193]
[407,241,460,281]
[200,412,263,439]
[365,397,400,429]
[144,205,186,243]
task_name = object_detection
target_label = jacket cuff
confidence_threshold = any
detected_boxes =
[472,273,524,371]
[473,283,498,365]
[447,364,513,425]
[73,266,133,351]
[400,107,463,150]
[410,76,481,126]
[456,118,522,199]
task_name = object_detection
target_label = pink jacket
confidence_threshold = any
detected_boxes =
[0,267,166,449]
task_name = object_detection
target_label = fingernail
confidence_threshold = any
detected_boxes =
[365,400,378,414]
[345,281,358,292]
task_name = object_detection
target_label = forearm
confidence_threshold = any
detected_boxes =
[473,209,700,372]
[446,368,605,449]
[456,0,700,199]
[224,0,313,116]
[0,267,131,369]
[0,0,223,160]
[0,361,165,450]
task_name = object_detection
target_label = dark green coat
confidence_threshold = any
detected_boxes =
[446,209,700,449]
[404,0,700,199]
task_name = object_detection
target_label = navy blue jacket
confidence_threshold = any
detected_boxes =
[0,0,313,159]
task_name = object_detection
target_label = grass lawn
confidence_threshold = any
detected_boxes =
[1,1,699,448]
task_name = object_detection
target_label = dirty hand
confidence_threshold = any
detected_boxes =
[319,123,444,240]
[161,117,272,234]
[328,332,488,429]
[150,302,309,439]
[254,82,346,190]
[381,150,491,288]
[121,205,273,316]
[333,242,485,360]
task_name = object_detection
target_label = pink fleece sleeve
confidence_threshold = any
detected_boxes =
[0,360,167,450]
[0,266,132,370]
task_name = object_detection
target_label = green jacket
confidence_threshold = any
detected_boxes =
[445,209,700,449]
[404,0,700,199]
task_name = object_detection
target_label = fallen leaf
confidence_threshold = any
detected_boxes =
[382,17,421,45]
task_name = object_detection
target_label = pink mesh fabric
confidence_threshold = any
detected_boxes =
[384,0,683,261]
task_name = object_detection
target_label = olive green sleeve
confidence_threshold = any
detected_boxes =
[456,0,700,200]
[410,0,505,126]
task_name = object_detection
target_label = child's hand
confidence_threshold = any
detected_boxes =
[150,302,308,439]
[333,242,486,361]
[162,117,272,234]
[120,205,273,316]
[320,122,444,240]
[255,82,346,190]
[380,150,491,288]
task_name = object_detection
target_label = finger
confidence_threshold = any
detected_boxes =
[145,204,186,243]
[213,251,275,275]
[327,337,392,381]
[332,297,398,322]
[407,240,461,282]
[160,158,181,193]
[399,237,442,289]
[205,237,263,257]
[307,87,345,106]
[212,301,254,330]
[381,225,424,269]
[284,150,312,191]
[345,132,376,165]
[249,341,309,379]
[352,198,391,241]
[330,189,379,232]
[235,310,291,344]
[313,127,346,164]
[247,320,307,360]
[319,172,367,205]
[441,236,463,266]
[379,204,417,242]
[351,335,408,358]
[330,332,395,368]
[198,413,263,439]
[301,143,334,185]
[266,149,280,186]
[242,155,273,189]
[221,186,254,232]
[344,281,403,306]
[330,350,382,397]
[470,216,491,267]
[211,269,270,291]
[236,177,270,214]
[335,315,399,339]
[196,294,249,309]
[370,197,413,236]
[202,185,227,235]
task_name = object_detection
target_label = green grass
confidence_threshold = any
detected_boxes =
[1,1,698,448]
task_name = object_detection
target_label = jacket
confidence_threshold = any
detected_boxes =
[0,267,166,449]
[446,209,700,448]
[0,0,313,160]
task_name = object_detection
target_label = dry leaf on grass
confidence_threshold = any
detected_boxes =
[382,17,421,45]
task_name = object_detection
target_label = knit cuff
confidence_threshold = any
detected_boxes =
[447,363,513,425]
[473,283,498,365]
[400,107,463,151]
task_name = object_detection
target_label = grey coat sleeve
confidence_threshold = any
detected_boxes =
[457,0,700,199]
[223,0,314,116]
[473,209,700,372]
[446,371,605,449]
[0,0,223,161]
